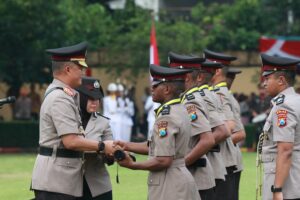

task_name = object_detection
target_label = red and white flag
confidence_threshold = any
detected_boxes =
[260,36,300,59]
[150,21,160,65]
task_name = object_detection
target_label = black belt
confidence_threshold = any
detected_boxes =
[191,158,207,168]
[39,146,83,158]
[226,166,237,174]
[209,144,220,153]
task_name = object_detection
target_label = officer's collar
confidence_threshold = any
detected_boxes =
[214,81,227,88]
[198,84,209,90]
[155,98,181,117]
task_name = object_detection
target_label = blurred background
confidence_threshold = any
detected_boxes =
[1,0,300,151]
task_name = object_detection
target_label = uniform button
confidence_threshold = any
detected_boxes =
[150,179,153,183]
[67,161,70,165]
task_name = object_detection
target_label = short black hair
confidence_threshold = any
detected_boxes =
[274,71,296,86]
[52,61,74,73]
[191,70,202,81]
[164,81,185,98]
[221,66,229,76]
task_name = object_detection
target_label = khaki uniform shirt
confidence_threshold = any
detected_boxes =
[213,82,237,168]
[84,113,113,197]
[262,87,300,200]
[181,87,216,190]
[31,79,84,197]
[201,85,227,180]
[148,99,200,200]
[229,93,244,172]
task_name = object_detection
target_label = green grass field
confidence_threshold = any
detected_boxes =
[0,152,257,200]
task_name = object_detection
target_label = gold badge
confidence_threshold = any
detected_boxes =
[63,87,75,97]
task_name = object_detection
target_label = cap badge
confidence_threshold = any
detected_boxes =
[94,81,100,89]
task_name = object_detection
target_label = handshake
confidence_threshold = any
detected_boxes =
[100,140,136,163]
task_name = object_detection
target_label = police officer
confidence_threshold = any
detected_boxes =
[204,49,238,200]
[116,64,200,200]
[260,54,300,200]
[226,68,246,200]
[76,76,113,200]
[31,42,115,200]
[168,52,219,200]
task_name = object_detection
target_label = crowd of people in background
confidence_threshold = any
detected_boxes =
[5,80,300,145]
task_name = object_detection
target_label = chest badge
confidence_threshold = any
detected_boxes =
[157,121,168,138]
[276,110,288,128]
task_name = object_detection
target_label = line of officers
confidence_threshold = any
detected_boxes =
[30,41,300,200]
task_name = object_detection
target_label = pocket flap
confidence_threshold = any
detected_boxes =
[148,171,161,186]
[56,158,81,168]
[264,163,276,174]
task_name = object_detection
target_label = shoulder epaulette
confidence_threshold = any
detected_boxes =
[43,87,64,99]
[274,94,285,105]
[213,87,220,92]
[95,112,110,120]
[63,87,75,97]
[199,90,205,96]
[161,105,170,115]
[186,93,195,101]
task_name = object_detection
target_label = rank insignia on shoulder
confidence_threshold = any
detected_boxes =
[213,87,220,92]
[63,87,75,97]
[275,94,285,105]
[187,105,197,121]
[199,90,205,96]
[186,93,195,101]
[161,105,170,115]
[157,121,168,138]
[276,109,288,127]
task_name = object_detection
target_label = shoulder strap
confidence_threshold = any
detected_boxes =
[43,87,64,100]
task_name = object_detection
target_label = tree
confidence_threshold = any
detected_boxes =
[0,0,66,96]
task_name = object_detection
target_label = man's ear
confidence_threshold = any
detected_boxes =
[215,68,222,75]
[64,63,71,74]
[278,75,286,86]
[197,72,204,82]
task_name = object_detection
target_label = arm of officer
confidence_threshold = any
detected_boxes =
[114,140,149,155]
[231,130,246,144]
[274,142,293,190]
[118,153,172,171]
[62,135,114,154]
[273,104,296,197]
[185,131,215,166]
[212,124,230,144]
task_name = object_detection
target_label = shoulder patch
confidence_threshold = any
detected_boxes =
[161,105,170,115]
[95,112,110,120]
[275,94,285,105]
[199,90,205,96]
[157,121,168,138]
[186,93,195,101]
[187,105,198,121]
[63,87,75,97]
[276,109,287,127]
